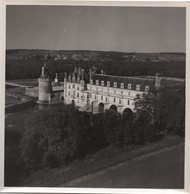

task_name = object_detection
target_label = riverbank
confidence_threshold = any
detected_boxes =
[19,134,184,187]
[5,94,21,106]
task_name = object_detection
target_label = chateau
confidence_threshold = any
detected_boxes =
[63,68,161,114]
[37,65,167,114]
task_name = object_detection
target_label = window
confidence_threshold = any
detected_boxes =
[128,100,130,105]
[128,84,132,90]
[90,79,93,85]
[68,85,70,89]
[77,86,79,90]
[77,93,79,97]
[114,82,117,88]
[68,91,70,96]
[88,94,91,98]
[136,85,140,91]
[106,97,108,102]
[120,83,124,89]
[119,99,121,104]
[107,81,110,87]
[95,95,97,100]
[113,98,116,103]
[73,84,75,89]
[96,80,99,85]
[101,96,103,100]
[101,81,104,86]
[145,85,149,92]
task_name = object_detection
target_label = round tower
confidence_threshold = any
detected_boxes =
[38,64,51,103]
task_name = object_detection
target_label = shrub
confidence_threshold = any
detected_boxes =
[21,105,92,170]
[5,129,26,186]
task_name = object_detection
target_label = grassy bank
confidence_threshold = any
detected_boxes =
[5,95,21,106]
[20,134,184,187]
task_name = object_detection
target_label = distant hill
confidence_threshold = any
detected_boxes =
[6,49,185,80]
[6,49,185,62]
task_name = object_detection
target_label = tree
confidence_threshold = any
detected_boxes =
[134,83,185,138]
[5,129,25,186]
[121,111,134,146]
[134,89,160,125]
[102,110,124,148]
[155,84,185,136]
[21,105,91,170]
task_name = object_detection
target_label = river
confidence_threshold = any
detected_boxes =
[5,102,64,131]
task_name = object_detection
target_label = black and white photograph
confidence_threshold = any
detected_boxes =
[4,3,186,190]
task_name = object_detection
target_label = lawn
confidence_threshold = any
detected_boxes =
[19,134,184,187]
[5,95,21,106]
[6,79,38,87]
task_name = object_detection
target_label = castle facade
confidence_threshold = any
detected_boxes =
[63,68,161,114]
[38,64,185,114]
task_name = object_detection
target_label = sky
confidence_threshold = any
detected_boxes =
[6,6,186,53]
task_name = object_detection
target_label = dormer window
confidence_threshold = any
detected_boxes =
[120,83,124,89]
[101,80,104,86]
[90,79,93,85]
[114,82,117,88]
[145,85,149,92]
[107,81,110,87]
[136,84,140,91]
[128,84,132,90]
[96,80,99,85]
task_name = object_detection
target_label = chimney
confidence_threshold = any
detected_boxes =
[55,73,58,83]
[64,72,67,82]
[89,68,92,80]
[74,67,77,73]
[78,67,82,76]
[77,73,80,83]
[155,73,161,89]
[72,72,76,83]
[81,69,84,80]
[68,73,71,82]
[41,66,45,77]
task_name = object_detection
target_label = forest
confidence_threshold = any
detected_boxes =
[6,50,185,80]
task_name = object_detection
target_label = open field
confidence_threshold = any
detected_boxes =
[5,95,21,106]
[68,144,184,189]
[6,79,38,87]
[5,108,37,131]
[19,135,184,187]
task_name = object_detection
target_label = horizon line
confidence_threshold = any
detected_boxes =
[6,48,186,54]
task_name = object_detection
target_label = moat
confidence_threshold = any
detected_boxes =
[5,100,63,131]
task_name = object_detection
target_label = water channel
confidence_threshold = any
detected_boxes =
[5,101,64,131]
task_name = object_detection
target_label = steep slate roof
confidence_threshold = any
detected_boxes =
[92,74,155,91]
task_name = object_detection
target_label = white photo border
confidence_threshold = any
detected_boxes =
[0,1,189,193]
